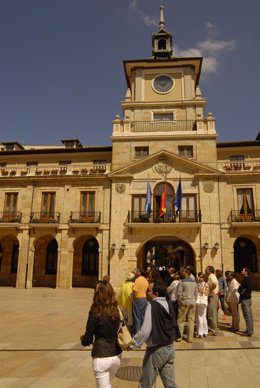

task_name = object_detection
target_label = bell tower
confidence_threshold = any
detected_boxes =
[152,4,173,59]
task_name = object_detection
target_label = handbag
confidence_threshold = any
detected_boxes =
[117,308,133,351]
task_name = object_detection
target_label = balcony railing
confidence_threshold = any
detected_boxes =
[230,210,260,223]
[30,212,61,224]
[218,161,260,173]
[0,211,22,223]
[69,211,101,224]
[131,120,196,133]
[128,210,201,224]
[0,163,110,178]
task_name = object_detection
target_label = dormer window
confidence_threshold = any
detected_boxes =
[1,142,24,151]
[61,139,82,148]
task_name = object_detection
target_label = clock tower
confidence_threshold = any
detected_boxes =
[111,4,217,171]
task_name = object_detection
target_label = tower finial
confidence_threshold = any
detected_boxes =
[159,3,165,31]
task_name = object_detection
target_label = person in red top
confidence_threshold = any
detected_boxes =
[132,269,149,334]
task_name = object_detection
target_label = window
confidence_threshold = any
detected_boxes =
[230,155,244,161]
[46,239,58,275]
[135,146,149,158]
[237,188,254,219]
[93,160,106,165]
[41,192,56,216]
[80,192,95,217]
[26,161,38,166]
[181,195,197,221]
[178,146,193,158]
[154,113,173,121]
[5,144,15,151]
[59,160,71,165]
[4,193,18,217]
[132,195,147,221]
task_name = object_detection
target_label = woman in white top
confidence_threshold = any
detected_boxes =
[195,273,209,338]
[225,271,240,332]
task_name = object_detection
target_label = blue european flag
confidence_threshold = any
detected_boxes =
[145,179,152,214]
[174,179,182,213]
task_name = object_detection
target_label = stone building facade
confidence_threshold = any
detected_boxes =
[0,6,259,289]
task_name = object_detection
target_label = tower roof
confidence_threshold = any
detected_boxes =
[152,4,173,59]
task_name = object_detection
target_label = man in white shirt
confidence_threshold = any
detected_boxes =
[205,266,219,335]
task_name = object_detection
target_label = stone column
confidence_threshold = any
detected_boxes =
[56,227,73,288]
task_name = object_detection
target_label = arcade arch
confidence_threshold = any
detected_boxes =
[136,236,195,273]
[33,235,58,288]
[72,235,99,288]
[234,237,258,273]
[0,235,19,287]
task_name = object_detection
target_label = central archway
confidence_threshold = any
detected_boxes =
[137,236,195,272]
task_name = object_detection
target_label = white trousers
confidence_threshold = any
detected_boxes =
[92,355,121,388]
[196,303,208,336]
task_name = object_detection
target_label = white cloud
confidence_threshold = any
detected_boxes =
[129,0,157,27]
[130,0,138,10]
[174,38,236,77]
[198,39,236,55]
[205,21,214,30]
[141,14,157,27]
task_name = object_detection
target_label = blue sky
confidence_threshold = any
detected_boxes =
[0,0,259,146]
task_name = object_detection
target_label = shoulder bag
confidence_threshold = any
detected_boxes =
[117,307,133,351]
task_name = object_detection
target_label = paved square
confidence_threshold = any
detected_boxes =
[0,288,260,387]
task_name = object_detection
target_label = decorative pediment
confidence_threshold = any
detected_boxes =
[109,150,221,179]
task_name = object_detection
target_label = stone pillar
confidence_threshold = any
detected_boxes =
[56,227,72,288]
[16,228,31,289]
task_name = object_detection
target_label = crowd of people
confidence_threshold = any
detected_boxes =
[80,265,254,388]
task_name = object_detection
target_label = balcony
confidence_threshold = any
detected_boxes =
[219,161,260,173]
[127,210,201,228]
[0,211,22,224]
[29,212,61,224]
[230,210,260,224]
[132,120,196,133]
[69,212,101,229]
[0,163,110,178]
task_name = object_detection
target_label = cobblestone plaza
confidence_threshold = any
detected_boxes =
[1,288,260,388]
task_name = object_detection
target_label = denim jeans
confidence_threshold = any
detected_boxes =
[138,345,178,388]
[92,355,121,388]
[241,299,254,335]
[132,298,147,334]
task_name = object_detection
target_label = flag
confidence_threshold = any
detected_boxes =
[160,181,167,217]
[174,179,182,214]
[145,179,152,214]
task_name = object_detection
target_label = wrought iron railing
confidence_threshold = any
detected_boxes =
[69,211,101,224]
[0,211,22,223]
[128,210,201,223]
[30,212,61,223]
[230,210,260,222]
[131,120,196,132]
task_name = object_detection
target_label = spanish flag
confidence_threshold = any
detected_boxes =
[160,181,167,217]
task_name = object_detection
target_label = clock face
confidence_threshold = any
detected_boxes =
[153,75,174,93]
